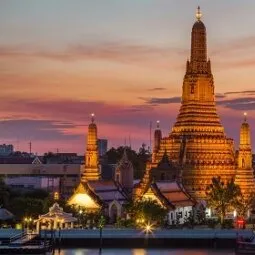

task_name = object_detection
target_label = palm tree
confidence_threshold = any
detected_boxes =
[206,177,241,226]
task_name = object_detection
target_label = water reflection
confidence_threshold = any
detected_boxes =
[53,248,235,255]
[132,249,147,255]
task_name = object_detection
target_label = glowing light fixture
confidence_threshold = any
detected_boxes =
[68,193,99,209]
[196,6,202,20]
[91,113,95,123]
[244,112,247,122]
[144,223,154,234]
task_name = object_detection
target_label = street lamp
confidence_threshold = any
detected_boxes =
[28,217,32,232]
[98,215,105,253]
[24,217,28,230]
[79,209,83,228]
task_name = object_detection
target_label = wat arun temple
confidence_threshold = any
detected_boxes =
[135,7,255,200]
[68,8,255,218]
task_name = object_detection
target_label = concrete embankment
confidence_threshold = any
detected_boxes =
[39,229,254,248]
[0,229,253,248]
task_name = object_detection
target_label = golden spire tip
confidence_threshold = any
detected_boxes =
[196,6,202,21]
[244,112,247,122]
[91,113,95,123]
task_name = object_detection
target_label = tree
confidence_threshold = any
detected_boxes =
[206,177,241,226]
[125,199,168,227]
[0,177,10,208]
[9,197,45,220]
[42,151,55,163]
[235,193,255,218]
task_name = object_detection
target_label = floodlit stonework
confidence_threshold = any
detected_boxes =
[81,113,101,181]
[235,113,255,199]
[135,7,255,201]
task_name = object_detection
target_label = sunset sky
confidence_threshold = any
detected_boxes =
[0,0,255,154]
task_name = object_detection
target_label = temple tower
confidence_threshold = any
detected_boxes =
[238,113,252,169]
[235,113,255,197]
[81,113,101,181]
[152,121,162,162]
[115,148,134,192]
[138,7,236,200]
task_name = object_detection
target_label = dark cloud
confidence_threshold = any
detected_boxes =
[215,93,226,99]
[139,96,181,105]
[147,87,167,91]
[217,97,255,111]
[0,119,81,141]
[139,92,255,111]
[0,97,157,129]
[224,90,255,96]
[122,105,154,112]
[0,42,187,67]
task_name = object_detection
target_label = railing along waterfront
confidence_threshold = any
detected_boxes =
[39,228,254,240]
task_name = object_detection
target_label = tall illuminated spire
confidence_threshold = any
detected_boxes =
[182,5,214,104]
[153,120,162,157]
[82,113,100,181]
[240,112,251,149]
[236,111,255,197]
[190,6,207,64]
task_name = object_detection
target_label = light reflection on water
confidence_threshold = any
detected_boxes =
[53,248,235,255]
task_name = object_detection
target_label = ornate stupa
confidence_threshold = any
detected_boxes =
[81,113,101,181]
[152,120,162,162]
[115,148,134,192]
[135,7,240,200]
[235,113,255,198]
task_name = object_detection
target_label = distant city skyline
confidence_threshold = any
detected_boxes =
[0,0,254,153]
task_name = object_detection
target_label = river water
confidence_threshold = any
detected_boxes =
[53,248,235,255]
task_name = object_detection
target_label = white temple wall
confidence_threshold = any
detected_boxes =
[168,206,193,225]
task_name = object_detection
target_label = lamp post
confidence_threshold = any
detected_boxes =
[28,217,32,232]
[79,209,83,228]
[24,217,28,231]
[98,215,105,253]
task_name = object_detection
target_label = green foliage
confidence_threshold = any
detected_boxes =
[98,215,105,228]
[196,205,207,225]
[9,197,45,219]
[6,187,51,220]
[206,218,219,229]
[221,219,234,229]
[235,193,255,218]
[24,189,49,200]
[183,210,195,228]
[0,177,10,208]
[74,209,103,228]
[125,199,168,227]
[206,177,241,226]
[114,217,134,228]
